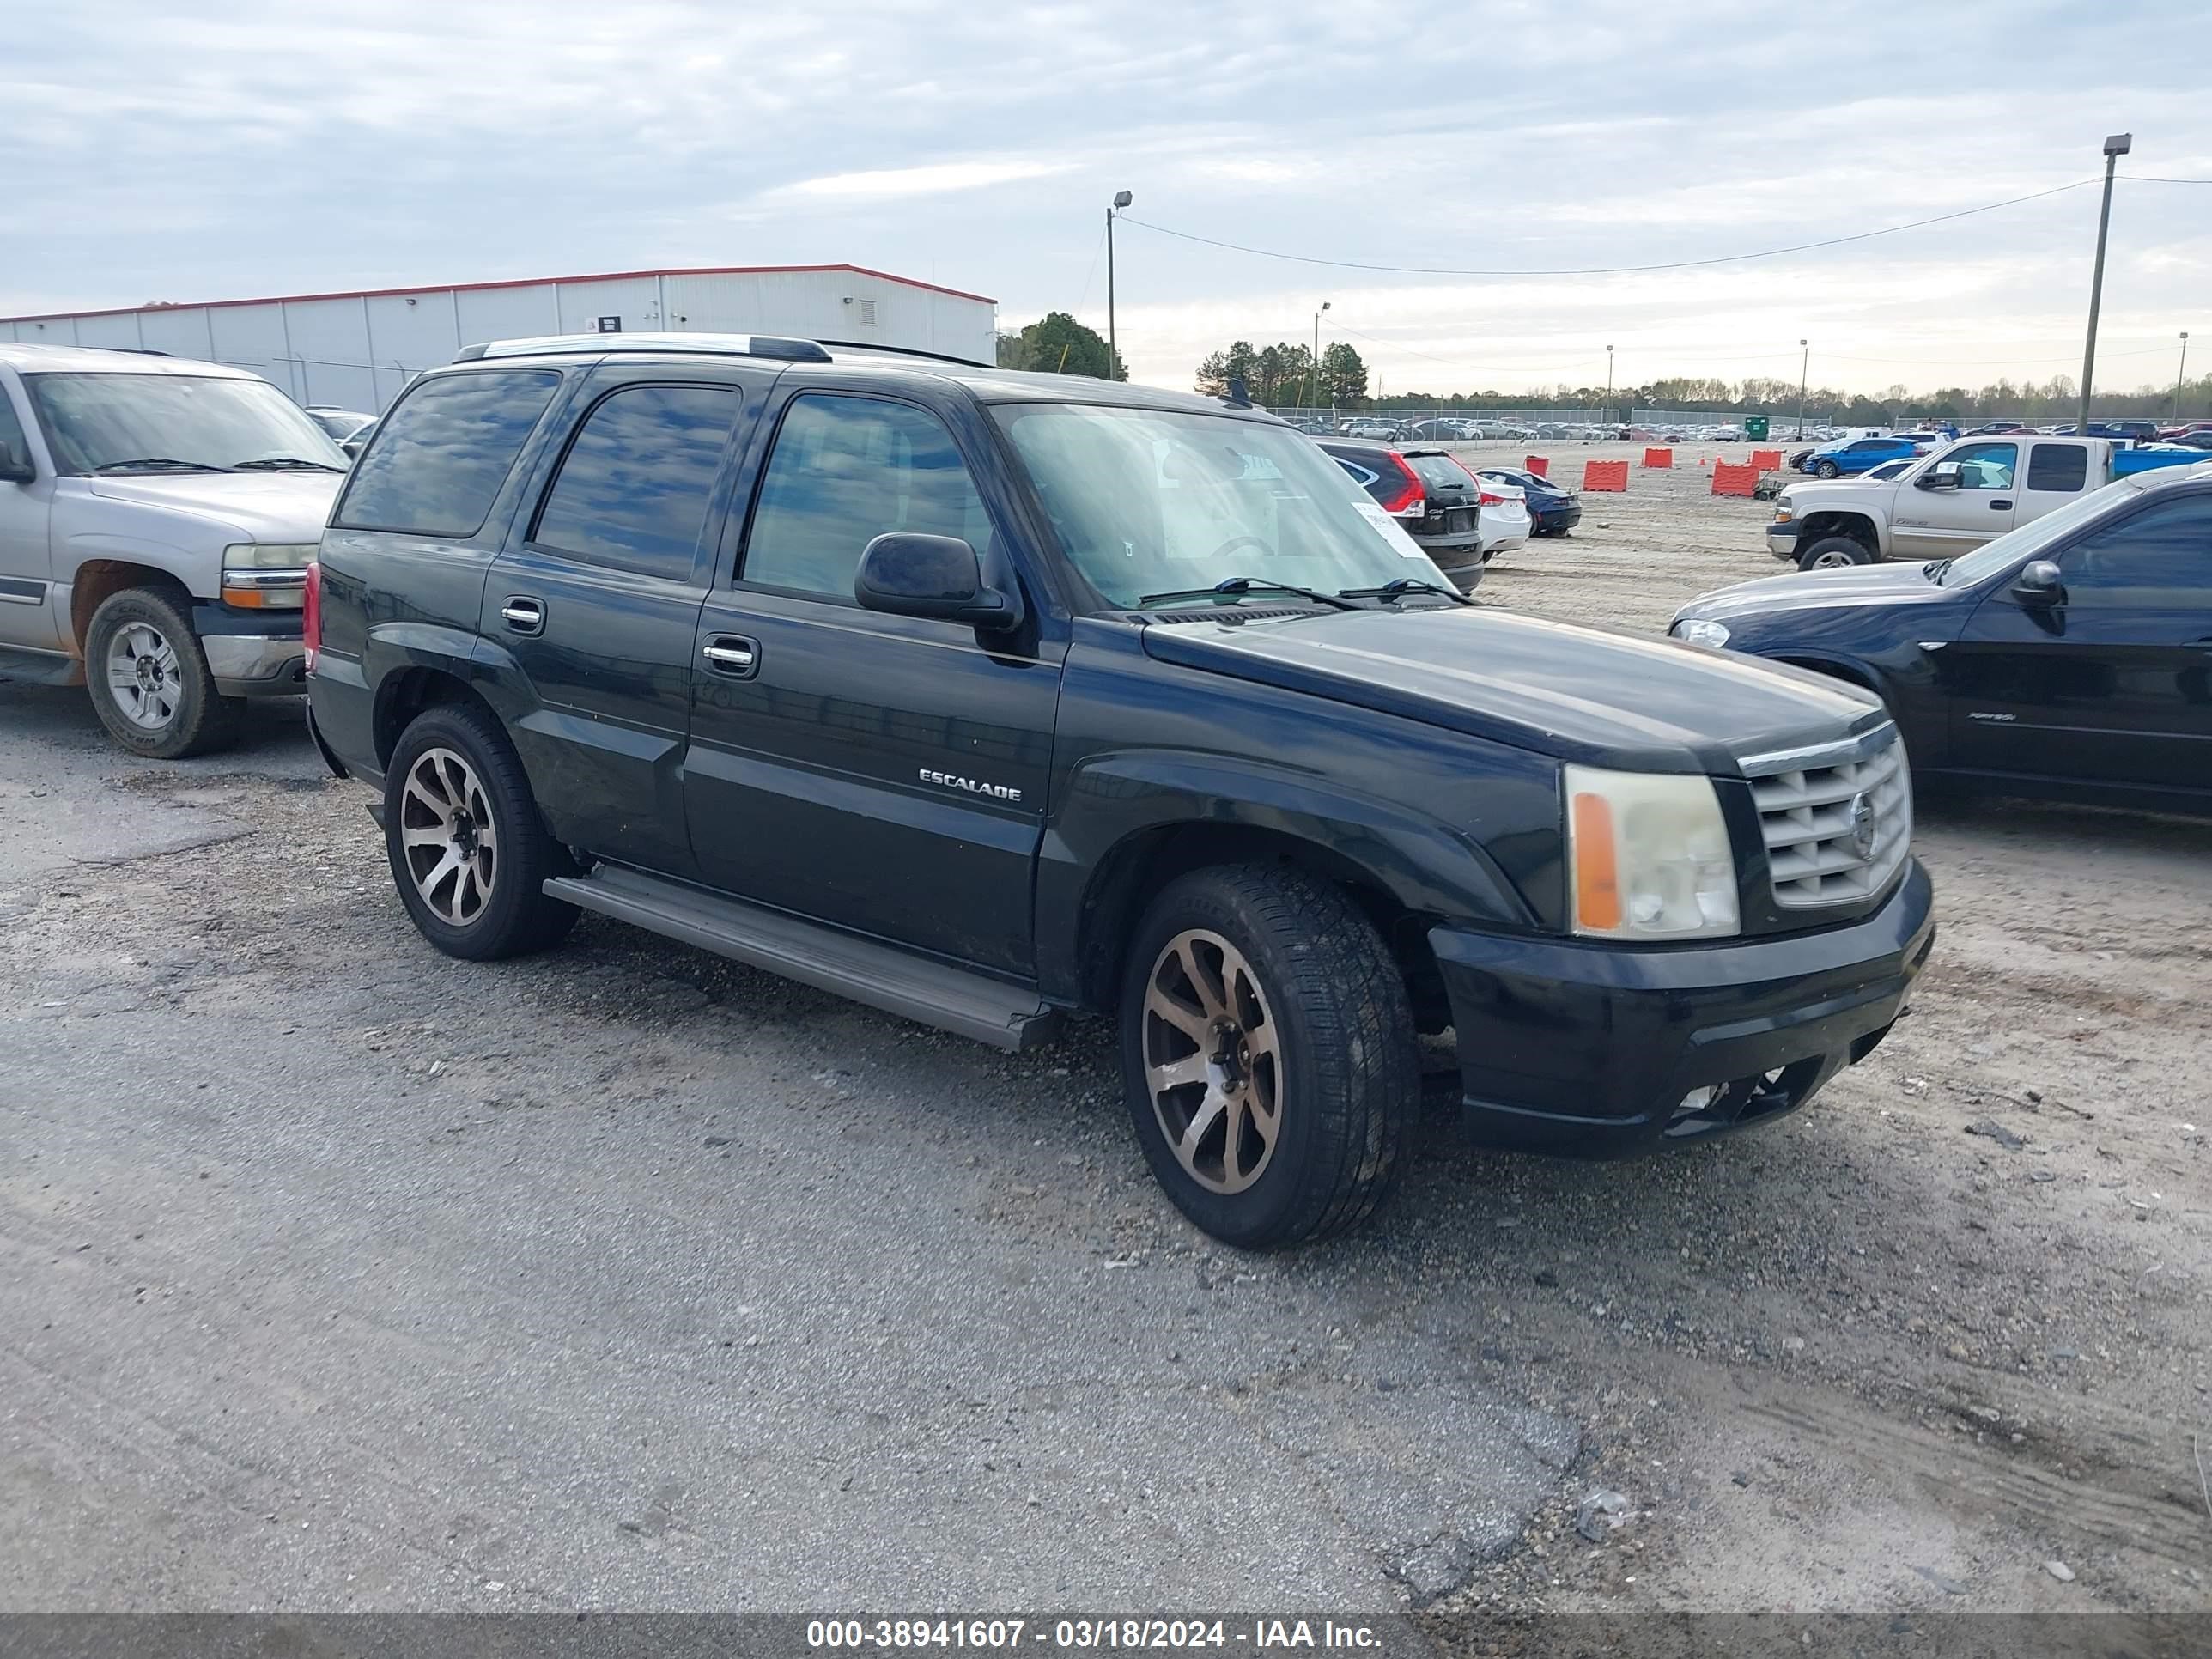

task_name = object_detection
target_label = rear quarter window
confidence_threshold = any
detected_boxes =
[334,369,562,538]
[2026,444,2090,492]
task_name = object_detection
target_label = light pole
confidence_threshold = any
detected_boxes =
[1605,344,1613,422]
[1797,338,1808,438]
[2177,331,2191,422]
[2078,133,2130,434]
[1308,301,1330,414]
[1106,189,1132,380]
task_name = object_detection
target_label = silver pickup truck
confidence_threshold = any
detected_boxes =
[1765,433,2209,571]
[0,344,349,757]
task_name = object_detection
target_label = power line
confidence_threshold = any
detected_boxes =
[1116,178,2100,279]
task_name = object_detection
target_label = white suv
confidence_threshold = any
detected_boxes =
[0,344,349,756]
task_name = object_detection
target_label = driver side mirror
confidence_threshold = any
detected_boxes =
[854,532,1025,632]
[0,438,33,484]
[1917,463,1961,490]
[2010,559,2064,607]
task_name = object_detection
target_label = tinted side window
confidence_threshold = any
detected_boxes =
[2057,495,2212,600]
[741,394,991,599]
[530,385,744,580]
[2025,444,2088,493]
[335,370,561,538]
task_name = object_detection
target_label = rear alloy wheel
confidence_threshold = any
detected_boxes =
[382,701,578,960]
[83,586,242,759]
[1797,536,1874,572]
[1119,865,1419,1248]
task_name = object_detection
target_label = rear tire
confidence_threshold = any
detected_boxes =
[1797,536,1874,572]
[383,701,578,961]
[83,587,243,759]
[1118,865,1419,1249]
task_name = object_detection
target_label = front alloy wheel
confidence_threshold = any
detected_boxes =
[106,621,185,732]
[1142,929,1284,1194]
[397,746,499,927]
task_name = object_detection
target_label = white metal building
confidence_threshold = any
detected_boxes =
[0,264,998,413]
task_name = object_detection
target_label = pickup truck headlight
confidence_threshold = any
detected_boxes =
[1671,617,1730,650]
[1771,504,1794,523]
[1564,765,1740,940]
[221,542,317,609]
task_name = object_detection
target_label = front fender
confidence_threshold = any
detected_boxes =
[1034,747,1549,1005]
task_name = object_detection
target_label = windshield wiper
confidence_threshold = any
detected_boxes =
[1135,575,1356,611]
[234,457,346,472]
[1338,576,1472,607]
[92,458,230,474]
[1922,557,1954,583]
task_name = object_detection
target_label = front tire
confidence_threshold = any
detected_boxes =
[1797,536,1874,571]
[83,587,242,759]
[1118,865,1419,1249]
[383,702,579,961]
[1814,459,1841,479]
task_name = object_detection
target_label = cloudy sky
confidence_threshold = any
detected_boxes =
[7,0,2208,397]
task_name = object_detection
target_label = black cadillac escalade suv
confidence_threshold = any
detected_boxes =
[306,333,1936,1248]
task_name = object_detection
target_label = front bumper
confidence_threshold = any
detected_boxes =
[1534,502,1582,532]
[195,603,307,696]
[1765,519,1802,560]
[1432,860,1935,1157]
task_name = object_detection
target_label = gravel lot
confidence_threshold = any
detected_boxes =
[3,443,2207,1617]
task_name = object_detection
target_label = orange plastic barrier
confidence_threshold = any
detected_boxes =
[1643,447,1673,468]
[1524,455,1549,477]
[1583,459,1629,493]
[1750,447,1783,470]
[1711,462,1759,497]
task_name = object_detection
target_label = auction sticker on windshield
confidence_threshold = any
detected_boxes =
[1353,501,1429,558]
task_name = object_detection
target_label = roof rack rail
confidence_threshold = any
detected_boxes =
[815,339,990,368]
[453,331,831,364]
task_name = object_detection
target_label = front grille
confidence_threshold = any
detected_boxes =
[1741,726,1911,909]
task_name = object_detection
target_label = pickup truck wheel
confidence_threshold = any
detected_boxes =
[1797,537,1874,571]
[1120,866,1418,1249]
[1814,459,1841,479]
[83,587,242,759]
[384,702,578,961]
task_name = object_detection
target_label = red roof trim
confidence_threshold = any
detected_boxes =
[0,263,995,324]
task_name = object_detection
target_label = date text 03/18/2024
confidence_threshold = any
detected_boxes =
[805,1620,1384,1650]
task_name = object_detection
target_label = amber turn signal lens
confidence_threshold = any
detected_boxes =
[1570,790,1621,933]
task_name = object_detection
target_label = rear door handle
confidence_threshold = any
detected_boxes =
[501,596,545,635]
[1990,499,2012,510]
[702,635,759,678]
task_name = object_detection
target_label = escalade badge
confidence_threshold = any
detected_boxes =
[1848,791,1878,860]
[920,768,1022,804]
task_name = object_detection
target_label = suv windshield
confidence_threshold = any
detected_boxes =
[27,373,349,475]
[994,404,1449,608]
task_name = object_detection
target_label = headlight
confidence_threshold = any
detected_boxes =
[1564,765,1740,940]
[1672,617,1731,650]
[1771,504,1794,522]
[223,542,319,568]
[222,543,317,609]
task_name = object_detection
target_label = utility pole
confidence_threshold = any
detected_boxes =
[1797,338,1808,438]
[2078,134,2130,434]
[1605,344,1613,422]
[1107,190,1132,380]
[1308,300,1330,414]
[2177,331,2191,422]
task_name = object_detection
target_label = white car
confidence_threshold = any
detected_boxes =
[1476,477,1532,560]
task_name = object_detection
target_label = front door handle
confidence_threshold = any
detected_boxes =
[1990,499,2012,510]
[702,635,759,678]
[501,596,545,635]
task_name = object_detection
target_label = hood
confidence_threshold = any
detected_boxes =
[1674,561,1958,627]
[1141,605,1881,774]
[84,471,343,541]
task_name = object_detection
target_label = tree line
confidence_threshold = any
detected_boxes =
[993,315,2209,422]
